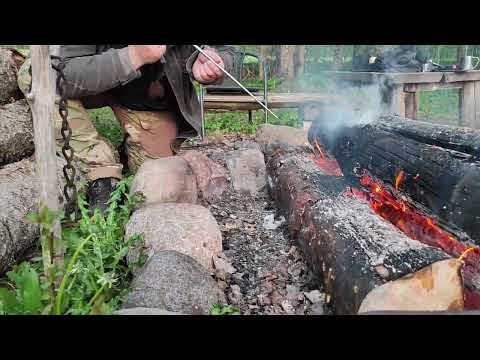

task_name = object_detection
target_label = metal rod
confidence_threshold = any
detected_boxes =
[193,45,279,119]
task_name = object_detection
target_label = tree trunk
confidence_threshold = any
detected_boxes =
[333,45,344,70]
[0,99,34,166]
[0,48,26,105]
[262,140,465,314]
[294,45,305,78]
[279,45,296,81]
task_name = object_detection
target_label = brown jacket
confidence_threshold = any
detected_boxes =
[58,45,236,136]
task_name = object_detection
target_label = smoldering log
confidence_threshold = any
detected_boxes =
[0,99,34,166]
[309,113,480,243]
[0,48,26,105]
[0,157,82,274]
[263,142,463,314]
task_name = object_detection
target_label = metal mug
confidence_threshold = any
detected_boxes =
[458,56,480,71]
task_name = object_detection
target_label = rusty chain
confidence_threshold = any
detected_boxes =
[50,56,78,221]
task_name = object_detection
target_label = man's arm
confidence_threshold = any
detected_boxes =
[59,45,141,99]
[185,45,236,85]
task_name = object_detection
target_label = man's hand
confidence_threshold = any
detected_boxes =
[192,49,225,84]
[128,45,167,70]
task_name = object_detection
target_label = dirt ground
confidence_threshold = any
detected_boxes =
[180,134,330,315]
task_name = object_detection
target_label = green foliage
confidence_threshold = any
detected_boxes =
[210,304,240,315]
[0,262,42,315]
[0,176,145,315]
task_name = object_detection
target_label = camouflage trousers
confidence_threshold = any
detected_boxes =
[18,58,182,181]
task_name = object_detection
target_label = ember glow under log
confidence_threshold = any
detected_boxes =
[263,142,466,314]
[308,112,480,243]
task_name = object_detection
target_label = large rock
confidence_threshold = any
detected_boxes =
[113,307,182,315]
[225,149,266,195]
[182,150,228,202]
[123,250,227,315]
[130,157,198,205]
[0,100,34,166]
[126,203,222,272]
[0,48,25,105]
[0,157,82,274]
[255,123,308,148]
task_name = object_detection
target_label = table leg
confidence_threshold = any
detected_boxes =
[459,82,475,128]
[248,110,252,123]
[405,91,419,120]
[474,81,480,129]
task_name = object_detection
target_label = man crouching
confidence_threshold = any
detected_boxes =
[17,45,236,210]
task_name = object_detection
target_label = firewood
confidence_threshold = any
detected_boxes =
[263,141,463,314]
[0,99,34,166]
[309,113,480,243]
[0,48,26,105]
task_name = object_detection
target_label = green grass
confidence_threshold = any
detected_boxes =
[205,109,300,135]
[418,89,460,126]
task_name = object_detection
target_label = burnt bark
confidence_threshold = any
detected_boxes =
[0,48,26,105]
[0,99,34,166]
[263,142,454,314]
[309,113,480,243]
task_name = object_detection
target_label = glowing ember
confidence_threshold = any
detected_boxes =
[346,173,480,309]
[310,137,480,309]
[312,139,343,177]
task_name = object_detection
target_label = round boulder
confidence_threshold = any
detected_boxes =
[130,157,198,205]
[126,203,222,272]
[122,250,227,315]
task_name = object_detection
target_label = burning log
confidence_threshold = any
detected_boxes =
[263,141,465,314]
[0,48,26,105]
[0,99,34,166]
[308,112,480,244]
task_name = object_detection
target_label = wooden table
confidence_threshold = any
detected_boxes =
[324,71,480,129]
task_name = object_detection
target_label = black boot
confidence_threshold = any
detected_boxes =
[87,177,118,213]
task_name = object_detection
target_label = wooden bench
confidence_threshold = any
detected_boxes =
[325,71,480,129]
[202,92,334,123]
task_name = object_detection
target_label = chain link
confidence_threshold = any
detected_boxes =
[50,56,78,221]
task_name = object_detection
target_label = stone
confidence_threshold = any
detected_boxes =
[310,302,325,315]
[213,253,236,275]
[130,157,197,206]
[225,149,266,195]
[113,307,182,315]
[304,290,324,304]
[255,123,309,148]
[182,150,228,202]
[286,284,300,302]
[123,251,226,315]
[126,203,222,272]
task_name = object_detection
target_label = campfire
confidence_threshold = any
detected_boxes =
[308,112,480,310]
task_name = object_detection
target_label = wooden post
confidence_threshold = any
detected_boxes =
[29,45,63,272]
[404,91,419,120]
[475,81,480,129]
[459,82,475,128]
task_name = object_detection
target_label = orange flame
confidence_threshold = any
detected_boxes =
[395,170,406,190]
